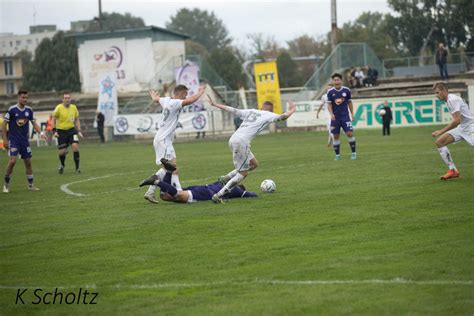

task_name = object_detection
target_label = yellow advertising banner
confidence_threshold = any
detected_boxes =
[254,61,282,114]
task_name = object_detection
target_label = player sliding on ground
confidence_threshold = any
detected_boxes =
[207,96,296,204]
[143,84,205,203]
[327,73,357,160]
[139,162,257,203]
[432,82,474,180]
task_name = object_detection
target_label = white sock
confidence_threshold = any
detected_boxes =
[216,173,245,197]
[224,169,238,181]
[146,168,166,194]
[172,174,182,191]
[438,146,456,170]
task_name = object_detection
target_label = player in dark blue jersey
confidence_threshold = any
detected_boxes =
[326,73,357,160]
[138,166,257,203]
[2,90,46,193]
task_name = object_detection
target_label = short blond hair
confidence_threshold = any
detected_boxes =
[433,82,448,91]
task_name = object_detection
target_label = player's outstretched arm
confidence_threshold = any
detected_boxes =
[207,95,240,115]
[182,86,206,106]
[432,112,461,137]
[148,89,161,103]
[276,101,296,121]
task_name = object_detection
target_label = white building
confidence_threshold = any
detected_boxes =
[69,26,188,94]
[0,31,57,57]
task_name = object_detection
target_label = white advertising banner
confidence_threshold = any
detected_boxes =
[287,100,328,127]
[97,73,119,127]
[113,112,209,135]
[287,95,452,128]
[175,63,203,111]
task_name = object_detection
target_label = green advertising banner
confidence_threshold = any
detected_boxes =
[352,95,451,128]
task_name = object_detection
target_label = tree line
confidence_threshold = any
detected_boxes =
[20,0,474,92]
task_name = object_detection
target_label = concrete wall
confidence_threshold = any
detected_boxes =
[77,37,185,94]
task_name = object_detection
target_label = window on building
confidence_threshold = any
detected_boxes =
[4,60,14,76]
[10,41,13,47]
[6,82,15,95]
[16,40,21,46]
[27,39,32,45]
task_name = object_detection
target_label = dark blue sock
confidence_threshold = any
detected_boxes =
[158,181,178,196]
[349,137,356,153]
[163,171,172,184]
[4,175,10,185]
[27,175,33,186]
[333,141,341,155]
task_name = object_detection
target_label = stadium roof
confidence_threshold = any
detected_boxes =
[67,25,189,45]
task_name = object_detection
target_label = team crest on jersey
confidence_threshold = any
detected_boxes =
[16,118,28,126]
[342,92,347,97]
[335,98,345,105]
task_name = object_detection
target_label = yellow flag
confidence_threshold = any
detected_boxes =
[254,61,282,114]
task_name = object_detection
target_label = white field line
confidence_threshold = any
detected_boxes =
[0,278,472,290]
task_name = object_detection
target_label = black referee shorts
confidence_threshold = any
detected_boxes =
[57,128,79,149]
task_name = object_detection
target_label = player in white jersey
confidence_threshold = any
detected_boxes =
[143,84,205,203]
[207,96,296,203]
[316,83,334,146]
[432,82,474,180]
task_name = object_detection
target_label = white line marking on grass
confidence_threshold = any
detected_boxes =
[60,174,121,197]
[1,278,472,290]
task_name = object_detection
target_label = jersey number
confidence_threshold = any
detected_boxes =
[162,109,170,121]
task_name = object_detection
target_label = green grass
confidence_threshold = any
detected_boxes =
[1,126,473,315]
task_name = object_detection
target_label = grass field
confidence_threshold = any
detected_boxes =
[1,126,473,315]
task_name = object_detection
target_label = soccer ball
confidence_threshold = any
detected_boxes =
[260,179,276,193]
[379,109,386,116]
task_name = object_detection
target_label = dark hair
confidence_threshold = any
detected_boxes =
[174,85,188,94]
[18,89,28,96]
[263,101,273,107]
[433,82,448,91]
[331,73,343,80]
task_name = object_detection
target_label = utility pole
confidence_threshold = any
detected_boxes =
[98,0,103,31]
[331,0,337,50]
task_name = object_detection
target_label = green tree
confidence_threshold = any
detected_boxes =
[276,51,304,88]
[86,12,145,32]
[246,33,281,60]
[23,31,80,92]
[386,0,474,55]
[166,8,231,51]
[207,48,246,89]
[16,50,33,79]
[336,12,399,60]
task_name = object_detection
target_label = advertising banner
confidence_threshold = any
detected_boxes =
[254,61,283,114]
[114,112,209,135]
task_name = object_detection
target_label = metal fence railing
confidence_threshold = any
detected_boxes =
[382,52,474,78]
[296,43,383,101]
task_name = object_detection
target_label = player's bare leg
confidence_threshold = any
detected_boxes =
[218,159,258,185]
[24,158,38,191]
[435,133,459,180]
[3,156,17,193]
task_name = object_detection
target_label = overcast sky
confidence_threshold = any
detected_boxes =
[0,0,393,46]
